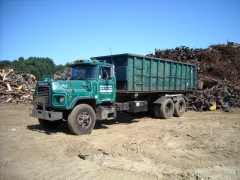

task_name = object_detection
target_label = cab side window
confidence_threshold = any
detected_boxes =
[99,66,110,79]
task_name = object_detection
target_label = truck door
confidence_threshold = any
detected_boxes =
[98,66,115,103]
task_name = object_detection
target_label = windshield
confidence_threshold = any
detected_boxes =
[70,66,96,80]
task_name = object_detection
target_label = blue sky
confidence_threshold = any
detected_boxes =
[1,0,240,65]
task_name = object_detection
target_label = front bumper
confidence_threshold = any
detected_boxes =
[29,97,63,121]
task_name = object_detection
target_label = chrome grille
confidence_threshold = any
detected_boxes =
[38,86,50,105]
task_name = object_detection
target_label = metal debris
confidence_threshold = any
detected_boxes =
[0,68,36,104]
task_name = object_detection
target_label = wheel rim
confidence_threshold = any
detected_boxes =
[78,112,91,129]
[166,102,173,115]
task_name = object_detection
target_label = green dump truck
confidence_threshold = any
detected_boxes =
[29,53,197,135]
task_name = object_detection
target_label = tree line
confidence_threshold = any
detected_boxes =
[0,57,69,80]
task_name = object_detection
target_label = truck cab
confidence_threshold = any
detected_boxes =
[68,59,116,105]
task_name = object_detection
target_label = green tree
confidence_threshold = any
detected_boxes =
[0,56,69,80]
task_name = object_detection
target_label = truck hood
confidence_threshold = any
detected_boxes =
[52,80,91,92]
[37,80,90,91]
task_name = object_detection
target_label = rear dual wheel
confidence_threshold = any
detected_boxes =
[154,98,174,119]
[154,97,186,119]
[173,97,186,117]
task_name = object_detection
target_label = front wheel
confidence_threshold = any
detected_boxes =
[68,104,96,135]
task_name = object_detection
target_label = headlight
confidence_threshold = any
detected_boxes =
[53,95,65,105]
[58,96,65,104]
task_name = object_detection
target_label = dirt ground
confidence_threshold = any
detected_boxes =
[0,104,239,180]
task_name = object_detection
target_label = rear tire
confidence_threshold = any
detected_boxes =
[173,97,186,117]
[154,98,174,119]
[68,104,96,135]
[38,119,61,129]
[154,104,161,118]
[160,98,174,119]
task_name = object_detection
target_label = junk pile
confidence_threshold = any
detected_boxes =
[147,42,240,111]
[53,70,70,80]
[186,80,240,112]
[0,68,36,104]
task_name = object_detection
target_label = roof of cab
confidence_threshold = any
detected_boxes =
[68,59,111,67]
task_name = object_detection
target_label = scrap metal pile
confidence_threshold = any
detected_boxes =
[187,81,240,112]
[147,42,240,111]
[0,68,36,104]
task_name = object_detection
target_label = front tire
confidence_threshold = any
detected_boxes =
[68,104,96,135]
[38,119,61,129]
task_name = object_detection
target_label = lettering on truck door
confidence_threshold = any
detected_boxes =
[98,66,114,103]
